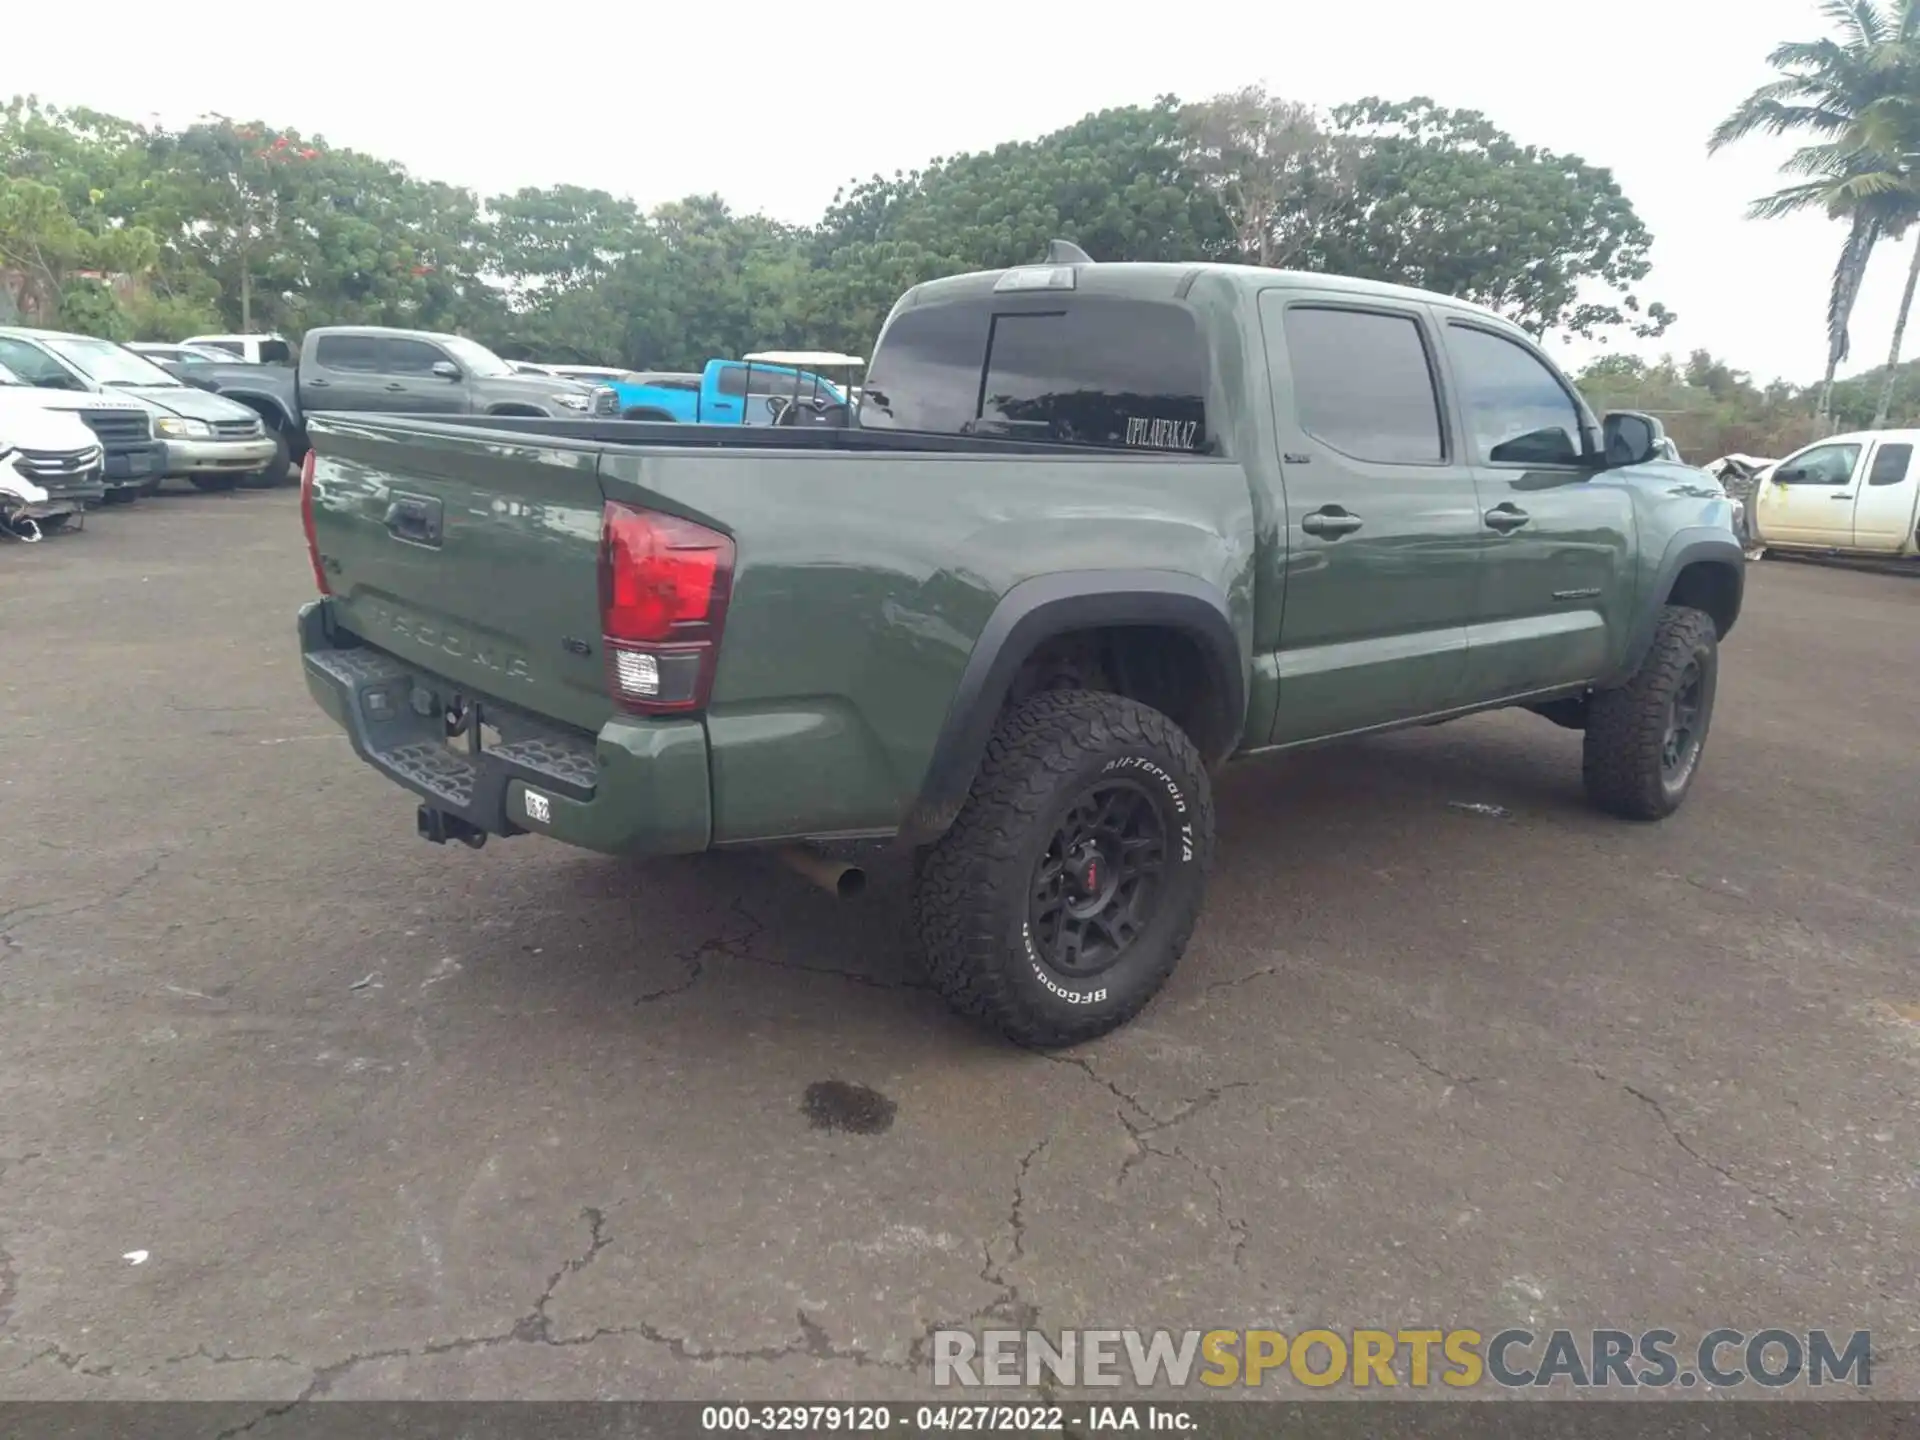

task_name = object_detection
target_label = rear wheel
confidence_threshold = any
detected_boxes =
[1582,605,1719,820]
[239,428,291,489]
[189,474,240,493]
[35,512,75,533]
[911,689,1215,1048]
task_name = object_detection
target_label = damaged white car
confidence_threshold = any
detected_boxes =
[0,377,107,540]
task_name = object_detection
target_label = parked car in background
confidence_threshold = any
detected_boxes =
[0,354,164,504]
[508,361,557,377]
[0,369,107,535]
[0,329,280,492]
[1750,430,1920,559]
[605,357,845,422]
[183,333,293,365]
[128,341,252,367]
[540,363,629,385]
[155,326,618,466]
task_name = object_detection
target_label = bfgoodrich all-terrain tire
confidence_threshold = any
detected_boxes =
[911,689,1216,1048]
[1583,604,1720,820]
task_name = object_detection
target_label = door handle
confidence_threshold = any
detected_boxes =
[306,377,330,388]
[1301,507,1363,538]
[384,493,443,547]
[1832,493,1854,500]
[1484,504,1531,533]
[385,382,407,392]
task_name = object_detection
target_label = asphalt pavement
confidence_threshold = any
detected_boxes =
[1,489,1916,1407]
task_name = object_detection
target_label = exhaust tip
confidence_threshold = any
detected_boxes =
[836,866,867,900]
[775,845,867,900]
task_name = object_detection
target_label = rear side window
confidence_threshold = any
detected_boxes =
[716,366,747,398]
[1279,305,1444,463]
[1868,442,1913,486]
[201,339,242,357]
[863,298,1209,452]
[313,335,381,372]
[258,339,292,365]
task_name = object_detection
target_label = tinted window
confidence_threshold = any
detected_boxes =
[1447,324,1584,465]
[0,339,81,388]
[1781,443,1860,485]
[201,340,243,357]
[861,302,993,435]
[716,366,746,398]
[972,302,1208,451]
[258,339,292,365]
[1867,442,1912,486]
[1280,306,1443,463]
[313,335,381,371]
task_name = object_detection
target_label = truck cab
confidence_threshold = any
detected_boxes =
[1751,430,1920,558]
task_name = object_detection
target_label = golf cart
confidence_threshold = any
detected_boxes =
[741,350,864,428]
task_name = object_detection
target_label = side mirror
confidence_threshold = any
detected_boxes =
[1601,411,1664,467]
[431,360,461,381]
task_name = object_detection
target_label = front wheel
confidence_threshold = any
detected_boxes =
[1583,605,1720,820]
[911,690,1215,1048]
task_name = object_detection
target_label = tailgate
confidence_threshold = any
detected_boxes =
[306,415,612,733]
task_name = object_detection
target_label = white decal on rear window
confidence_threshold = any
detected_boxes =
[1124,417,1199,451]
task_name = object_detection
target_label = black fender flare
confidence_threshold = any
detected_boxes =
[897,569,1246,847]
[1603,528,1746,688]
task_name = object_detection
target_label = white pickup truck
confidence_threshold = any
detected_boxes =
[1750,430,1920,560]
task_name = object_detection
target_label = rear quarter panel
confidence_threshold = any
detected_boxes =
[598,448,1257,843]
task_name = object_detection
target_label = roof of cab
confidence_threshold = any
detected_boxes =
[898,260,1509,325]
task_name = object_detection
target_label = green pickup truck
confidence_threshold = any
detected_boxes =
[297,252,1744,1047]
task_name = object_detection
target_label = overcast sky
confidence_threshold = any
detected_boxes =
[4,0,1905,386]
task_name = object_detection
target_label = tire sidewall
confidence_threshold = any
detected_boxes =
[1659,627,1718,805]
[242,428,291,489]
[997,734,1209,1031]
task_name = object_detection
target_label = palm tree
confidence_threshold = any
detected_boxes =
[1710,0,1920,429]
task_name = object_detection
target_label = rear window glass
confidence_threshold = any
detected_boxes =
[1868,442,1913,486]
[1279,305,1444,464]
[314,335,381,371]
[863,298,1209,452]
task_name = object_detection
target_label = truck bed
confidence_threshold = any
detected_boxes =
[301,412,1254,850]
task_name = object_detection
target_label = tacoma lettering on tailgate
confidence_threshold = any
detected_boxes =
[362,601,534,682]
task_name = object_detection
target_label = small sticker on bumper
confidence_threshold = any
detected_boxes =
[523,790,552,824]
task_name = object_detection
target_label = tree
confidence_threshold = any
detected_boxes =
[1322,98,1674,343]
[1710,0,1920,427]
[1178,86,1356,267]
[0,173,157,323]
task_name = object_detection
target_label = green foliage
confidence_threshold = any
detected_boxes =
[55,277,129,338]
[1575,350,1828,460]
[1710,0,1920,418]
[0,87,1680,380]
[1323,99,1673,342]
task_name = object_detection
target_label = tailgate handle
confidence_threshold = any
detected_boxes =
[384,493,444,547]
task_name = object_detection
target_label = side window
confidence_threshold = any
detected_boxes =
[202,340,243,357]
[977,301,1209,451]
[859,302,992,435]
[1445,324,1585,466]
[382,338,448,375]
[258,339,292,365]
[313,335,380,372]
[1867,442,1912,486]
[0,339,81,389]
[716,366,747,398]
[1780,443,1861,485]
[1277,304,1444,464]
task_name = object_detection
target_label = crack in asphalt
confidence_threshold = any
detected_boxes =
[1597,1069,1796,1222]
[638,899,926,1003]
[1383,1038,1481,1089]
[1200,964,1283,999]
[210,1205,913,1433]
[27,1343,112,1378]
[0,853,171,954]
[160,1343,305,1370]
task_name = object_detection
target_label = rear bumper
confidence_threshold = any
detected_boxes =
[298,599,711,856]
[165,435,278,475]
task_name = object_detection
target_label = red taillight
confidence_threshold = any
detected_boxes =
[598,501,734,713]
[299,448,330,595]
